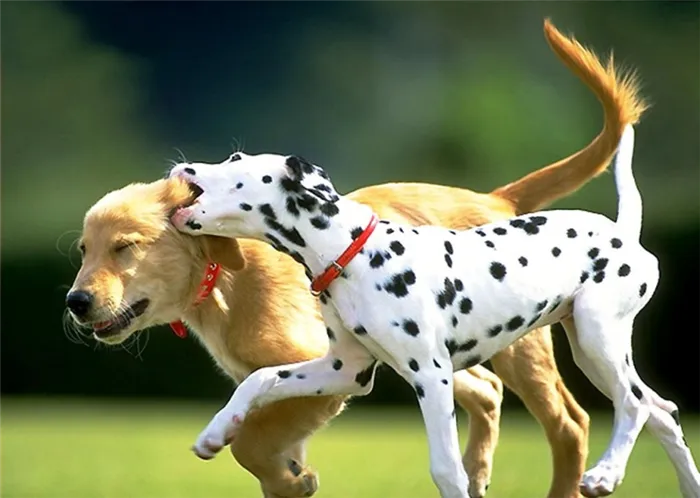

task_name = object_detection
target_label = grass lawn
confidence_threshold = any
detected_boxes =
[2,397,698,498]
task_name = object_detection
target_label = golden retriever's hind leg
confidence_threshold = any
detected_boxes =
[489,326,590,498]
[453,366,503,498]
[229,396,344,498]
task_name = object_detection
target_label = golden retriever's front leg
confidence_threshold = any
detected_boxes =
[453,367,503,498]
[490,326,590,498]
[229,396,345,498]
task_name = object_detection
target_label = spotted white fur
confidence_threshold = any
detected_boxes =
[169,127,700,498]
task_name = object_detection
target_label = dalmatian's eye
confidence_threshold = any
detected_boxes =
[230,153,242,162]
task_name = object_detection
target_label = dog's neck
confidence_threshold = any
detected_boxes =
[266,197,376,279]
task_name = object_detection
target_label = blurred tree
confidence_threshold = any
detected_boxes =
[2,2,162,258]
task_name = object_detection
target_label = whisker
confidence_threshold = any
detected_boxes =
[62,309,90,346]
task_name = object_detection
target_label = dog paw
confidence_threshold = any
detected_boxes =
[468,481,489,498]
[287,459,319,497]
[191,413,243,461]
[580,464,624,497]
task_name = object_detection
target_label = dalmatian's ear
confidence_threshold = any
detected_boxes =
[285,155,339,203]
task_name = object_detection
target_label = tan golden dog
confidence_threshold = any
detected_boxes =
[67,21,645,498]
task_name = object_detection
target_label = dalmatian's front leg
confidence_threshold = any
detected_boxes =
[192,327,378,460]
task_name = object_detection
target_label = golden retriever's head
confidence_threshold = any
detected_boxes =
[66,177,245,344]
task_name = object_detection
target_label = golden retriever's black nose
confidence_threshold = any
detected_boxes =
[66,290,93,317]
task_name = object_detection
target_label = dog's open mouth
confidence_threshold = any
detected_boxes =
[91,299,150,338]
[180,181,204,208]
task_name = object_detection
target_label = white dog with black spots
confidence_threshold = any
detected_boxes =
[169,125,700,498]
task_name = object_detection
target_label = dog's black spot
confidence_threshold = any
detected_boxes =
[284,197,300,217]
[436,278,457,309]
[449,230,457,235]
[550,296,563,311]
[326,327,335,341]
[408,359,420,372]
[319,202,339,217]
[332,359,343,370]
[535,300,548,312]
[518,256,528,267]
[451,315,458,327]
[313,183,332,193]
[611,238,623,249]
[350,227,363,240]
[265,218,307,247]
[236,182,244,189]
[387,228,395,234]
[459,297,473,314]
[530,216,547,226]
[403,270,416,284]
[441,379,448,385]
[240,203,252,211]
[487,325,503,337]
[463,355,482,369]
[485,240,495,249]
[315,389,323,395]
[445,339,457,356]
[454,279,464,291]
[296,373,306,379]
[259,203,277,220]
[567,228,577,238]
[631,384,643,400]
[593,272,606,283]
[506,315,525,331]
[580,271,589,283]
[588,247,600,259]
[444,254,453,267]
[355,362,376,387]
[639,283,648,297]
[459,339,478,352]
[671,409,681,426]
[384,270,416,298]
[510,219,525,228]
[433,359,441,368]
[354,326,367,335]
[310,216,330,229]
[296,194,318,212]
[444,241,454,254]
[412,229,419,235]
[593,258,609,272]
[369,252,386,268]
[375,283,381,291]
[493,227,507,236]
[527,313,541,328]
[523,223,540,235]
[184,167,196,176]
[278,370,291,379]
[489,262,507,281]
[280,176,301,193]
[625,354,630,366]
[414,383,425,399]
[402,319,420,336]
[319,293,328,305]
[618,264,631,277]
[262,175,272,184]
[185,219,202,231]
[476,229,486,237]
[552,247,561,257]
[390,241,405,255]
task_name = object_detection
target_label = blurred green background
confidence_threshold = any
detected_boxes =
[2,2,699,497]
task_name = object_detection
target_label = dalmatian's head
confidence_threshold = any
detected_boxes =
[169,152,340,241]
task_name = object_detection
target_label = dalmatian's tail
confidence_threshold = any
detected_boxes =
[613,125,642,241]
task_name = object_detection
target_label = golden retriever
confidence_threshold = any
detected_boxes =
[67,20,645,498]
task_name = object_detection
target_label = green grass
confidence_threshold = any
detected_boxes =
[2,398,698,498]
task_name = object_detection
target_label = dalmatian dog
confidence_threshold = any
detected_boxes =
[169,125,700,498]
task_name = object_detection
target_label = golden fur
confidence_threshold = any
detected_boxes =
[69,20,645,498]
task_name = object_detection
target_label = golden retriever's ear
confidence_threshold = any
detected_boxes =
[201,235,246,272]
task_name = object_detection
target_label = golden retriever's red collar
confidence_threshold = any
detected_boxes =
[310,213,379,296]
[169,262,221,338]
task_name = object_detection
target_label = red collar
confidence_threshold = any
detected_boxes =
[169,262,221,338]
[310,214,379,296]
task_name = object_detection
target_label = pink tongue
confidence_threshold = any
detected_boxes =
[93,320,113,331]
